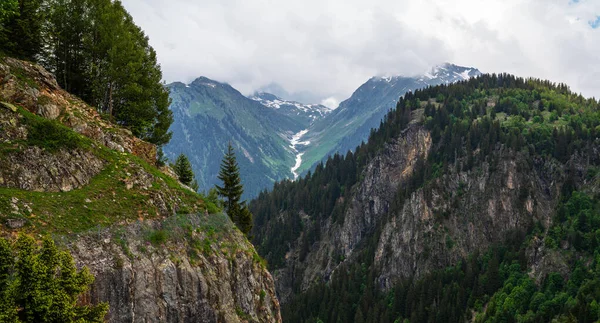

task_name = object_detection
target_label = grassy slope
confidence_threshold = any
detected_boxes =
[0,102,217,237]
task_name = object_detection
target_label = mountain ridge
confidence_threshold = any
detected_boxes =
[249,73,600,322]
[296,63,482,174]
[0,56,281,323]
[165,63,481,199]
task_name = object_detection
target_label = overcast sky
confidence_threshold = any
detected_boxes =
[121,0,600,108]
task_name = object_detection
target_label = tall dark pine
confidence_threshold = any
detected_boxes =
[2,0,43,60]
[216,143,252,235]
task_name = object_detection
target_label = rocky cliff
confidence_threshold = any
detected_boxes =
[271,120,593,302]
[67,214,280,323]
[0,57,281,322]
[251,76,600,322]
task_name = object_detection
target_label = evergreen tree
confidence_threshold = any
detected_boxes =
[216,142,252,235]
[0,235,108,322]
[2,0,44,60]
[173,153,195,188]
[0,0,17,44]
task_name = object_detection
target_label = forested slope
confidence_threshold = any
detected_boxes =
[250,74,600,322]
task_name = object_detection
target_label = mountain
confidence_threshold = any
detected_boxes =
[297,63,481,175]
[250,73,600,322]
[164,64,479,199]
[0,57,280,322]
[164,77,307,199]
[250,92,332,129]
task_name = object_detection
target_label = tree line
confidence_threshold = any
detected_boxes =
[0,0,173,146]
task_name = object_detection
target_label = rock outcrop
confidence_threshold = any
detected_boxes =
[68,215,281,323]
[0,146,105,192]
[0,57,156,164]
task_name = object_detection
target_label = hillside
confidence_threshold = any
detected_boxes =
[164,77,308,199]
[0,57,281,322]
[297,63,481,175]
[250,74,600,322]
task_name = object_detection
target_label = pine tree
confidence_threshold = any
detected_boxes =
[216,142,252,235]
[0,0,17,42]
[173,153,195,188]
[2,0,44,60]
[40,0,173,146]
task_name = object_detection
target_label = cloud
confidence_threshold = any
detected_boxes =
[121,0,600,103]
[321,97,340,110]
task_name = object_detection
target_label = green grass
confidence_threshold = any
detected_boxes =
[16,105,89,152]
[147,229,168,245]
[0,107,210,236]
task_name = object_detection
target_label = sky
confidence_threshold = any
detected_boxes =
[121,0,600,108]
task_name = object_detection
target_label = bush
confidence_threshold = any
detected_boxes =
[148,229,168,245]
[27,118,84,151]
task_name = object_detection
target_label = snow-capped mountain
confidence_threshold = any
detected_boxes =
[164,63,481,198]
[250,92,332,128]
[297,63,481,175]
[420,63,480,83]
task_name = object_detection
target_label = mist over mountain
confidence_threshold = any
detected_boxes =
[164,63,481,199]
[256,83,327,106]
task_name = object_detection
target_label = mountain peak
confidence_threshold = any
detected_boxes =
[423,63,481,82]
[189,76,221,88]
[372,63,481,85]
[252,91,282,102]
[249,92,332,127]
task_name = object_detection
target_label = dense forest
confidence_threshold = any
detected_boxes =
[0,0,173,146]
[250,74,600,322]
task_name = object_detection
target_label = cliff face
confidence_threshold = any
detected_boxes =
[271,123,433,303]
[268,113,597,305]
[0,57,281,322]
[68,215,280,323]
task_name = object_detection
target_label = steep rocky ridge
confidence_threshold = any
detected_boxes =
[251,76,600,320]
[0,57,281,322]
[267,121,595,305]
[0,57,156,164]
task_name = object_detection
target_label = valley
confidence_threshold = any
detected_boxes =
[167,63,481,199]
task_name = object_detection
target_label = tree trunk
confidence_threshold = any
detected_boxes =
[108,82,113,117]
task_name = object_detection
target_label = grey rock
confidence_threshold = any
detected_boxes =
[37,103,61,119]
[6,218,26,229]
[69,215,281,323]
[0,146,105,192]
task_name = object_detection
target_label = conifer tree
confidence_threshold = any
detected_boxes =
[2,0,43,60]
[0,235,108,322]
[216,142,252,235]
[0,0,17,42]
[173,153,195,188]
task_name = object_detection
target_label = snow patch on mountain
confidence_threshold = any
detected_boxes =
[250,92,332,123]
[289,129,310,180]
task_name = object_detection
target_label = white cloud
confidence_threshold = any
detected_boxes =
[321,97,340,110]
[121,0,600,103]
